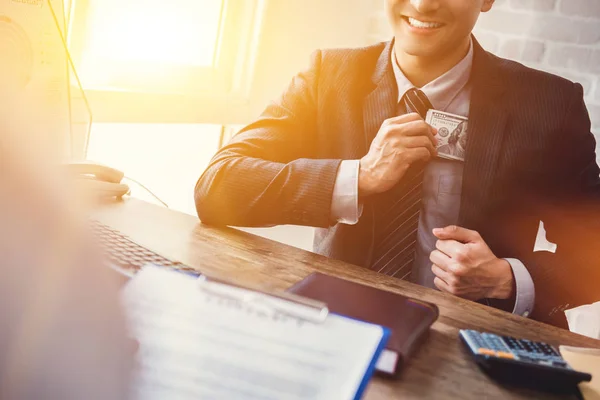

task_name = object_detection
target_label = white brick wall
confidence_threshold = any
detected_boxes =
[367,0,600,148]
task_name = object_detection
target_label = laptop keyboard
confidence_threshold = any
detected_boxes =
[90,220,200,277]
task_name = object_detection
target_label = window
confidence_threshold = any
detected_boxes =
[83,0,221,67]
[67,0,266,123]
[74,0,223,93]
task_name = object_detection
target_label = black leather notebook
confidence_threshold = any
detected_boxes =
[288,272,439,377]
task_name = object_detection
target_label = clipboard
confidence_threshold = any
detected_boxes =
[194,275,390,399]
[124,266,390,400]
[196,276,330,323]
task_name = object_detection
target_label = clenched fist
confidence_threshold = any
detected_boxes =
[358,113,437,197]
[430,225,514,301]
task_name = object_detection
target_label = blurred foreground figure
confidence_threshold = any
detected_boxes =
[0,90,133,400]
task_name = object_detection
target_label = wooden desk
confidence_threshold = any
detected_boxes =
[94,198,600,400]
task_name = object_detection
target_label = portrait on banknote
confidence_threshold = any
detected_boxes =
[425,110,468,161]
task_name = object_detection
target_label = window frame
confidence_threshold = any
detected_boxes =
[67,0,267,124]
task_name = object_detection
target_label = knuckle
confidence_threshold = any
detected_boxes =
[446,272,458,284]
[455,249,469,262]
[450,278,464,293]
[448,284,459,295]
[388,137,401,148]
[434,277,444,290]
[450,284,460,295]
[452,264,468,276]
[415,121,427,133]
[396,146,408,156]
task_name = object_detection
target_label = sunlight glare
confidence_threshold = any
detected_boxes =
[79,0,222,86]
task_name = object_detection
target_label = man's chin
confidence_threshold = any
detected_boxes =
[396,42,442,59]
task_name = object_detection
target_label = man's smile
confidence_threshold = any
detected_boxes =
[402,15,446,30]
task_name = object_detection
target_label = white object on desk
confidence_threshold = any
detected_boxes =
[122,266,389,400]
[559,346,600,400]
[565,301,600,340]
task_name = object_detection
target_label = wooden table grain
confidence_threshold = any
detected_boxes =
[94,198,600,400]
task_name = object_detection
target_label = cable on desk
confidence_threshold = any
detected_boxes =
[124,176,169,208]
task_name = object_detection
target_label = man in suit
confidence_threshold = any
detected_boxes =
[195,0,600,323]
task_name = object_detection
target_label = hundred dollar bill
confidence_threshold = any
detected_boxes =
[425,109,468,162]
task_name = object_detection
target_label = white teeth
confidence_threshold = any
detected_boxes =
[407,17,442,29]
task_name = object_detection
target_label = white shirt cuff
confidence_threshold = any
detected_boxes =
[504,258,535,317]
[330,160,363,225]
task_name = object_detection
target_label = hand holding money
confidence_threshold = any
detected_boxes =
[358,113,437,197]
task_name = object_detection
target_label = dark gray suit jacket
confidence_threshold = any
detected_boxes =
[196,38,600,326]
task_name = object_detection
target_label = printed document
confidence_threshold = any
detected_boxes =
[123,267,388,400]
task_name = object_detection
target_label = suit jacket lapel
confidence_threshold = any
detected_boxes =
[363,41,398,150]
[459,38,509,229]
[358,40,397,266]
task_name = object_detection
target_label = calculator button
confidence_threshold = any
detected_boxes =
[478,348,496,356]
[541,344,560,356]
[496,351,515,359]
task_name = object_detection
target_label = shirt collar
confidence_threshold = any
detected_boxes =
[391,38,474,112]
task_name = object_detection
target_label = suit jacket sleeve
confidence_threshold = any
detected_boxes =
[195,50,342,228]
[490,82,600,325]
[553,83,600,197]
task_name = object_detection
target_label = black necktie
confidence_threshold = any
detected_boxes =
[370,88,433,280]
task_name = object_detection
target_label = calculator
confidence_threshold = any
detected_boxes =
[459,330,592,392]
